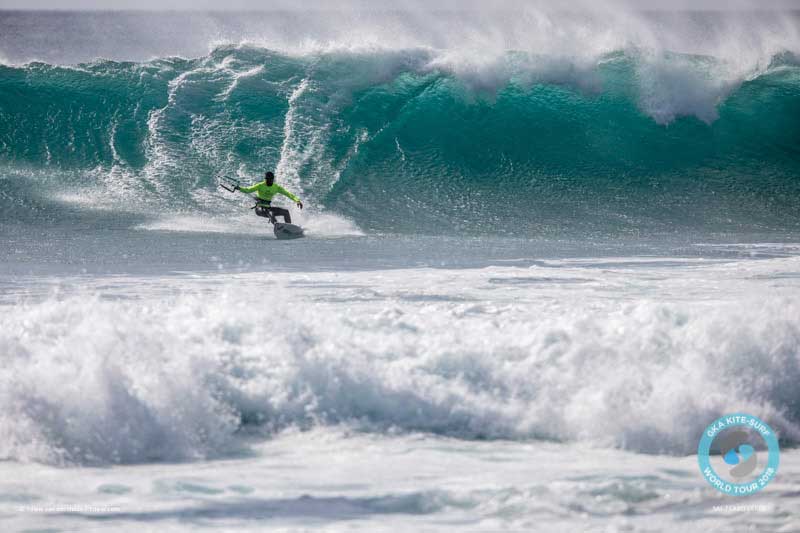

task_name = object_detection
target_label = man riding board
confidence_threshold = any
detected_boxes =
[235,171,303,224]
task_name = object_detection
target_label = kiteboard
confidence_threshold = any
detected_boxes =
[273,222,305,240]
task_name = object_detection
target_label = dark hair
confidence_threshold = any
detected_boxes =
[265,171,275,179]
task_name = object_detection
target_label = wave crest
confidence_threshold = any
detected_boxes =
[1,46,800,235]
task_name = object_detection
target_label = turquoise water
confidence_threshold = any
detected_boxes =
[2,43,800,236]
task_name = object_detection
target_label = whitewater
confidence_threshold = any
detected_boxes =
[1,5,800,532]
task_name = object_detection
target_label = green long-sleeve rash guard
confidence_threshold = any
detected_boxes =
[238,182,301,203]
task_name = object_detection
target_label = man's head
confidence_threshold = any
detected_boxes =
[265,171,275,186]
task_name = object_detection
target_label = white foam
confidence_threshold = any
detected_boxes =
[290,210,364,237]
[135,209,362,237]
[275,78,312,194]
[134,213,271,235]
[2,258,799,465]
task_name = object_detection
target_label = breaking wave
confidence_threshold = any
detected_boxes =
[1,43,800,235]
[1,274,799,465]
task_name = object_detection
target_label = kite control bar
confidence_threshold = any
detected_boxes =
[219,176,240,193]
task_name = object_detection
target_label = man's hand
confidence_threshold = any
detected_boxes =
[297,201,303,209]
[233,185,240,191]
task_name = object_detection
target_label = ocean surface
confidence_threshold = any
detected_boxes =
[1,8,800,532]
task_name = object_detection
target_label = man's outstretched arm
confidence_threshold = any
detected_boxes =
[277,185,303,207]
[237,183,259,193]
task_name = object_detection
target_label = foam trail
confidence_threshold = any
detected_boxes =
[276,78,311,194]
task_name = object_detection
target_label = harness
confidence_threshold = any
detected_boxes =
[253,200,278,223]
